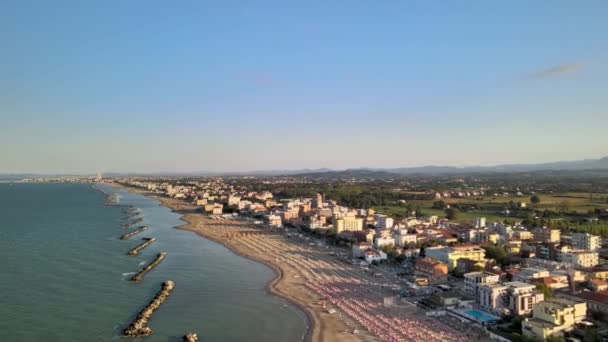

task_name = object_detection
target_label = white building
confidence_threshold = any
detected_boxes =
[353,243,372,258]
[375,214,394,229]
[266,214,283,228]
[480,281,544,316]
[514,267,551,283]
[493,223,513,238]
[374,236,394,249]
[227,195,241,206]
[364,250,387,263]
[571,233,601,251]
[464,272,500,296]
[559,250,599,269]
[394,230,417,247]
[308,216,325,229]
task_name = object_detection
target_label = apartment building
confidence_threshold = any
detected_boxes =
[514,267,551,283]
[375,214,394,229]
[533,228,561,243]
[522,298,586,340]
[333,216,364,233]
[394,229,417,247]
[480,281,544,316]
[426,245,486,270]
[464,272,500,296]
[571,232,601,251]
[559,250,599,268]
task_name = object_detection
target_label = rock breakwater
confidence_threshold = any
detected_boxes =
[122,217,144,228]
[123,280,175,337]
[127,238,156,256]
[120,226,148,240]
[131,252,167,282]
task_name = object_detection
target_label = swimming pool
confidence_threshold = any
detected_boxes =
[463,309,499,322]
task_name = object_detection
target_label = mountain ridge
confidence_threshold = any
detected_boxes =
[3,156,607,178]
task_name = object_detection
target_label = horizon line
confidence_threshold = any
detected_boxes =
[2,155,606,176]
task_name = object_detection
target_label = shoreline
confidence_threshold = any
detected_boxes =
[177,220,316,342]
[107,183,331,342]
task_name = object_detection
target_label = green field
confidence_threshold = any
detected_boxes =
[373,191,608,228]
[372,204,506,224]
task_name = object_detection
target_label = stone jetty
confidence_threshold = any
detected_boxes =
[123,280,175,337]
[183,332,198,341]
[127,238,156,256]
[104,193,120,206]
[131,252,167,282]
[120,226,148,240]
[123,211,140,219]
[122,217,144,228]
[122,205,137,213]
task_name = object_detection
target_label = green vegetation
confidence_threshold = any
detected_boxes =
[482,245,509,266]
[534,283,553,299]
[445,207,459,220]
[530,195,541,205]
[234,173,608,233]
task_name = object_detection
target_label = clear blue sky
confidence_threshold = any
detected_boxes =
[1,1,607,173]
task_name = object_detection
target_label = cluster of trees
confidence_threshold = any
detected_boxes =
[520,216,608,237]
[432,200,447,209]
[482,245,509,266]
[270,183,434,209]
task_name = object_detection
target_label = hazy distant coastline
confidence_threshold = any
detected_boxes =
[4,155,608,179]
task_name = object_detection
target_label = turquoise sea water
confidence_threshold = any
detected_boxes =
[0,183,307,341]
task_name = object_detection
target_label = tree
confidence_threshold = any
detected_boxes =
[415,206,423,218]
[482,245,508,266]
[509,316,523,331]
[382,245,395,255]
[583,328,599,342]
[472,264,485,272]
[530,195,541,205]
[432,200,447,209]
[445,207,459,220]
[419,246,426,258]
[535,283,552,299]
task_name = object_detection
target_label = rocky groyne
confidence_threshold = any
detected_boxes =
[123,211,141,220]
[131,252,167,282]
[123,280,175,337]
[122,205,138,214]
[104,193,120,206]
[127,238,156,256]
[122,217,144,228]
[183,332,198,341]
[120,226,148,240]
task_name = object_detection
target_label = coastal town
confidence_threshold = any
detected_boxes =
[60,173,607,342]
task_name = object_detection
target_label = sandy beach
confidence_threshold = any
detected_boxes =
[111,183,485,342]
[110,183,370,342]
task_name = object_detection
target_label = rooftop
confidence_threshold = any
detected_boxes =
[503,281,537,289]
[560,290,608,305]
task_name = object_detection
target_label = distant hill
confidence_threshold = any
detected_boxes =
[6,156,608,178]
[292,169,396,179]
[385,156,608,175]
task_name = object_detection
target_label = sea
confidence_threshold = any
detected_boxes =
[0,182,307,341]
